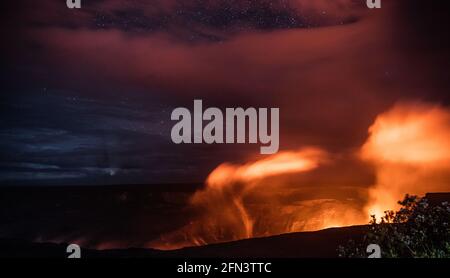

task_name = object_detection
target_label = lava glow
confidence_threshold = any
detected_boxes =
[206,149,324,188]
[149,102,450,251]
[149,148,365,250]
[195,148,328,240]
[361,102,450,219]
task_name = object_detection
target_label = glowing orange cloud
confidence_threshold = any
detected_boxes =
[361,102,450,219]
[149,148,367,250]
[206,148,325,189]
[149,102,450,251]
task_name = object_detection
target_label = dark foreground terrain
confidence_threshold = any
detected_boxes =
[0,184,370,258]
[0,184,199,248]
[1,184,446,258]
[0,225,368,258]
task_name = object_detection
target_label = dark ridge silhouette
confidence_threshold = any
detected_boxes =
[0,225,369,258]
[0,189,448,258]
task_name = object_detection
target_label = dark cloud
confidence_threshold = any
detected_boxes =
[1,0,450,185]
[7,0,363,32]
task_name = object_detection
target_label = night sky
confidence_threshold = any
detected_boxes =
[1,0,449,185]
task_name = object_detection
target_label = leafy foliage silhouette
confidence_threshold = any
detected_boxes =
[339,194,450,258]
